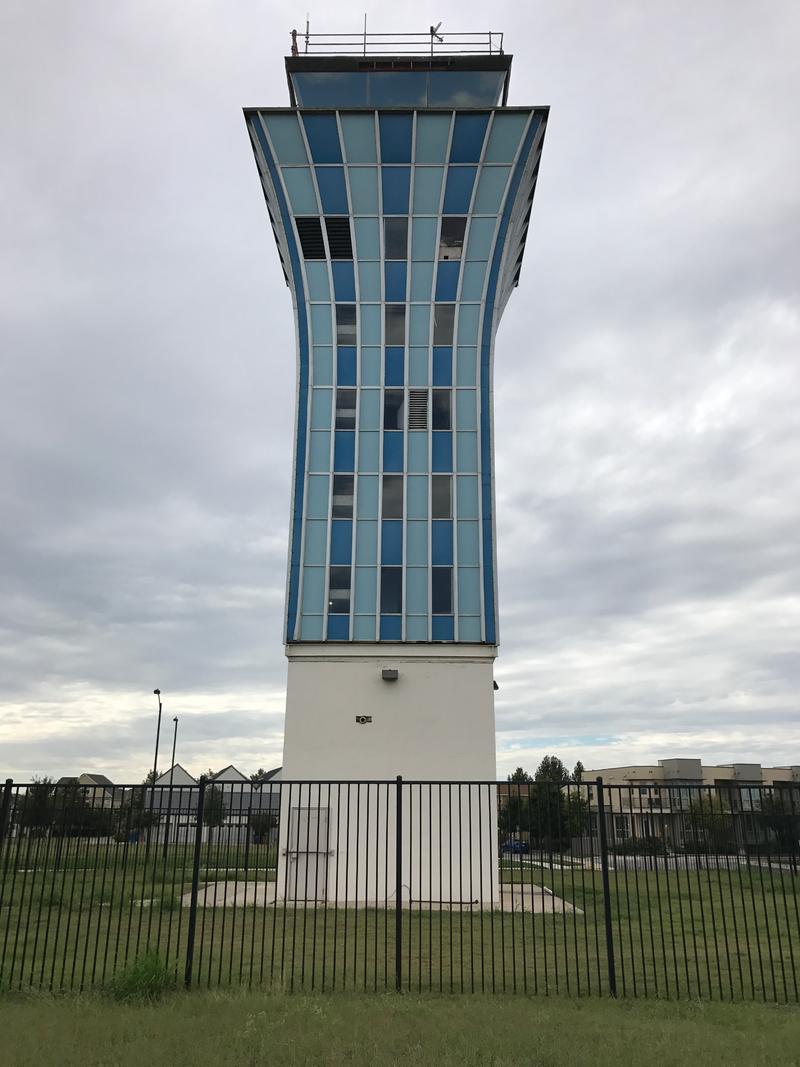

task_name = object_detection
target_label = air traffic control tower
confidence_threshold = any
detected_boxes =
[246,31,547,782]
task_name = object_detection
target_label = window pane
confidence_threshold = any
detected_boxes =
[328,566,352,614]
[432,390,451,430]
[431,567,453,614]
[383,389,404,430]
[380,567,403,614]
[438,218,467,260]
[292,72,368,108]
[336,388,357,429]
[384,217,408,260]
[382,474,403,518]
[336,304,357,345]
[385,304,406,345]
[431,475,452,518]
[332,474,354,518]
[433,304,455,345]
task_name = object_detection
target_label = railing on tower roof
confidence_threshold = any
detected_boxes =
[289,29,504,57]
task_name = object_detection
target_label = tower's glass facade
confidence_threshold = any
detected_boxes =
[246,54,547,645]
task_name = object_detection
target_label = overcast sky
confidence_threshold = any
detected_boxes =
[1,0,798,783]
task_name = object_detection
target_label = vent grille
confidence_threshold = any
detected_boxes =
[408,390,428,430]
[295,217,325,259]
[325,217,353,259]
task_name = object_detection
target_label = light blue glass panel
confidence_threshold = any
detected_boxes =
[361,347,381,385]
[407,432,428,473]
[412,167,444,213]
[410,261,434,302]
[313,347,333,385]
[457,616,482,641]
[360,305,381,345]
[358,430,380,472]
[406,615,429,640]
[406,521,428,565]
[457,305,480,344]
[348,167,379,213]
[354,566,378,613]
[355,521,378,565]
[358,261,381,301]
[484,112,531,163]
[457,567,481,614]
[406,568,428,614]
[457,520,480,565]
[456,475,479,518]
[309,431,331,472]
[305,261,331,301]
[407,475,428,518]
[311,388,332,430]
[303,520,328,565]
[340,113,377,163]
[310,304,333,344]
[411,217,438,260]
[356,474,379,517]
[460,261,487,301]
[456,431,478,472]
[456,347,477,386]
[466,217,496,260]
[359,389,380,430]
[415,113,451,164]
[354,614,376,639]
[409,305,431,346]
[281,167,319,215]
[293,72,368,108]
[263,114,308,164]
[456,390,477,430]
[370,72,426,107]
[408,347,429,387]
[302,567,326,614]
[354,217,380,259]
[473,166,511,213]
[301,614,324,640]
[306,474,329,518]
[429,71,504,108]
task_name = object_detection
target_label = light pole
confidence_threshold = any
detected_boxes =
[163,717,179,860]
[146,688,163,863]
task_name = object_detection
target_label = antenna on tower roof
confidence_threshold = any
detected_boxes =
[430,22,443,56]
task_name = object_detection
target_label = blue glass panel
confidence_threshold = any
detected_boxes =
[432,347,452,387]
[313,347,333,385]
[354,614,376,639]
[432,520,454,565]
[408,347,429,387]
[466,218,496,260]
[406,475,428,518]
[458,616,482,641]
[456,347,477,386]
[305,261,330,301]
[380,615,402,640]
[384,261,407,302]
[334,430,355,472]
[415,113,451,163]
[412,167,444,213]
[456,390,477,430]
[435,261,460,301]
[310,304,332,344]
[301,614,324,640]
[306,474,329,518]
[442,167,477,213]
[449,113,490,164]
[358,431,379,472]
[263,114,308,164]
[411,217,438,260]
[309,431,331,472]
[410,261,434,301]
[456,431,478,472]
[457,305,481,344]
[382,431,404,472]
[302,114,342,163]
[381,167,411,214]
[360,305,381,344]
[406,521,428,565]
[358,261,381,301]
[354,217,380,259]
[327,615,350,640]
[301,567,326,613]
[384,347,405,386]
[332,261,356,301]
[337,347,357,386]
[473,166,511,213]
[370,73,426,107]
[429,71,505,108]
[379,113,413,163]
[432,432,453,472]
[484,112,531,163]
[405,615,429,640]
[457,521,480,565]
[460,261,487,301]
[356,475,379,517]
[355,520,378,564]
[381,519,403,565]
[361,347,381,385]
[407,432,428,473]
[293,72,368,108]
[315,167,349,214]
[310,388,332,430]
[330,519,353,565]
[431,615,455,641]
[303,520,327,565]
[354,566,377,611]
[348,167,379,213]
[358,389,380,430]
[406,568,428,614]
[409,305,431,346]
[340,113,377,162]
[281,167,319,214]
[456,475,479,518]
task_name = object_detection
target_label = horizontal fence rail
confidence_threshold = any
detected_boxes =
[289,31,505,56]
[0,777,798,999]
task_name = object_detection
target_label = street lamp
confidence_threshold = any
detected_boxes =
[163,716,179,860]
[152,689,163,782]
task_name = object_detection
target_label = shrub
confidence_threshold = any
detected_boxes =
[108,948,176,1001]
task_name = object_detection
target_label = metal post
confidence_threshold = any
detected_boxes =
[596,776,617,997]
[0,779,13,866]
[395,774,403,992]
[184,775,207,989]
[162,717,178,860]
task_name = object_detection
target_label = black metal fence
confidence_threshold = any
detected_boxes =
[1,776,798,999]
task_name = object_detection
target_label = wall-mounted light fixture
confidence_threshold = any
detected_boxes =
[382,669,399,681]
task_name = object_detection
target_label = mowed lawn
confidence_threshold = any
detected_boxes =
[2,991,800,1067]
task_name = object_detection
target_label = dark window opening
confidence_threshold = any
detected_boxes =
[385,305,406,346]
[438,217,467,260]
[325,217,353,259]
[336,304,357,345]
[296,217,325,259]
[384,217,408,260]
[408,389,428,430]
[335,389,357,429]
[380,567,403,614]
[382,475,403,518]
[332,474,354,519]
[432,475,452,519]
[433,304,455,346]
[383,390,405,430]
[328,567,351,614]
[432,390,451,430]
[431,567,453,614]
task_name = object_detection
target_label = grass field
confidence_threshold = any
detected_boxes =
[2,990,800,1067]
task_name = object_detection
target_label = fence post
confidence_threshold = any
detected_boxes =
[0,779,13,867]
[596,776,617,997]
[184,775,207,990]
[395,774,403,992]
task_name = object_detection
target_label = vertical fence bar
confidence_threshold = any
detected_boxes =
[395,775,402,992]
[596,777,617,997]
[184,775,206,989]
[0,779,13,868]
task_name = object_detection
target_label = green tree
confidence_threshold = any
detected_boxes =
[202,784,227,845]
[759,792,800,853]
[535,756,569,782]
[685,794,736,853]
[572,761,586,782]
[249,768,270,783]
[507,767,533,783]
[14,777,57,837]
[249,812,278,843]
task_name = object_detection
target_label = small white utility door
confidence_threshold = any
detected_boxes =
[286,807,329,901]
